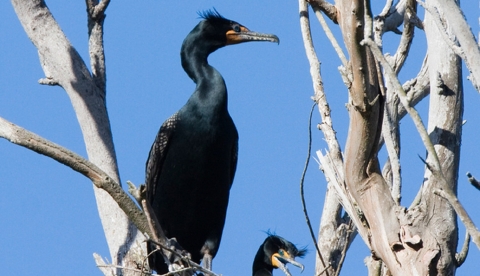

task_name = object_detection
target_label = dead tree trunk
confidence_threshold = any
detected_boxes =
[301,0,479,274]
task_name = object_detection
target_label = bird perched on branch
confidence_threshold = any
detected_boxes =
[253,234,306,276]
[145,9,279,273]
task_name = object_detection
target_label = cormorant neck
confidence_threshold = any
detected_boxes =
[252,249,274,276]
[180,22,223,84]
[180,24,228,110]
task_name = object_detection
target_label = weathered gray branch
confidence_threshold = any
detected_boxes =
[363,38,442,175]
[466,172,480,191]
[299,1,358,275]
[397,56,430,119]
[307,0,338,23]
[455,231,470,267]
[418,0,480,92]
[434,189,480,249]
[0,117,152,238]
[86,0,110,92]
[10,1,145,274]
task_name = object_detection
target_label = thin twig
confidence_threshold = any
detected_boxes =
[310,7,348,67]
[300,103,328,273]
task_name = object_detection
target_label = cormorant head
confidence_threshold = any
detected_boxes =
[188,8,279,54]
[253,233,307,276]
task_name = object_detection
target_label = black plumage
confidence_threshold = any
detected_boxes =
[145,9,279,273]
[253,234,306,276]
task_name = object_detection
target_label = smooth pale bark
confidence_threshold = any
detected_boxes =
[434,0,480,92]
[417,0,463,273]
[10,1,145,275]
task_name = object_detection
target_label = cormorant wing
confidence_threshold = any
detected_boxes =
[145,112,179,202]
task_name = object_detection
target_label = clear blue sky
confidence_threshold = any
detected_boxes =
[1,1,479,275]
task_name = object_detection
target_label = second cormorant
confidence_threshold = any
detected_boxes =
[253,234,306,276]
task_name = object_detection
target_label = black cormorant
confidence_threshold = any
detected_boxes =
[253,234,306,276]
[145,9,279,273]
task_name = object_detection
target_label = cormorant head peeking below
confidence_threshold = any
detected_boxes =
[253,233,307,276]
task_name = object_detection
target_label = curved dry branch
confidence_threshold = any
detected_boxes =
[0,117,215,275]
[455,230,470,267]
[0,117,152,238]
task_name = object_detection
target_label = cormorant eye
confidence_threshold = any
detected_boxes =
[278,249,285,256]
[233,25,241,32]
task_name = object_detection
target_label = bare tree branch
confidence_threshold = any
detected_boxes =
[418,0,480,92]
[310,6,348,67]
[337,0,404,272]
[397,56,430,119]
[379,0,418,205]
[0,115,218,276]
[375,0,406,39]
[307,0,338,23]
[86,0,110,92]
[387,0,417,74]
[363,38,442,175]
[433,189,480,249]
[466,172,480,190]
[299,1,359,274]
[0,117,152,238]
[455,230,470,267]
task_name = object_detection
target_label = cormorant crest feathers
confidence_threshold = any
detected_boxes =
[264,230,308,258]
[197,8,226,21]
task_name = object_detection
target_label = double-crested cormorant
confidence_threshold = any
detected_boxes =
[145,9,279,273]
[253,234,306,276]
